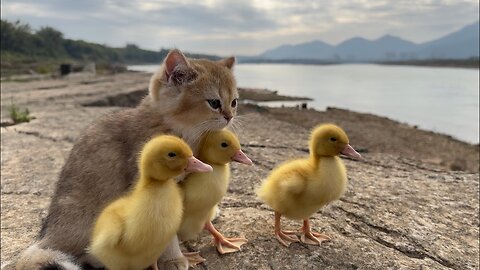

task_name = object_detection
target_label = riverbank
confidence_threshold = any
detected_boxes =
[238,58,480,69]
[250,105,479,172]
[1,72,478,269]
[1,71,477,172]
[376,58,479,69]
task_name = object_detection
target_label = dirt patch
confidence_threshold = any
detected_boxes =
[238,87,312,102]
[241,105,479,173]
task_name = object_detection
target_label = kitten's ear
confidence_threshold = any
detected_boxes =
[164,49,189,77]
[218,56,235,69]
[162,49,197,85]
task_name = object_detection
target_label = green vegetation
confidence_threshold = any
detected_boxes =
[1,20,220,76]
[8,104,34,123]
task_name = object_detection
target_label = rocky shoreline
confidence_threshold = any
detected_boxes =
[1,72,478,269]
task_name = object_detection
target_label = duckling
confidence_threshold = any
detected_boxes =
[257,124,361,247]
[178,129,253,260]
[89,135,212,270]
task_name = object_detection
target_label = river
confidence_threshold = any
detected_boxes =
[128,63,479,144]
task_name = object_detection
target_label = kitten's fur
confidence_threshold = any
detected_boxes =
[16,49,238,269]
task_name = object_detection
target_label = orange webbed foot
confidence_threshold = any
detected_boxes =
[275,230,300,247]
[214,237,247,254]
[299,219,331,245]
[205,221,247,254]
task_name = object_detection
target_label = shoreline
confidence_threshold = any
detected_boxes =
[237,59,479,69]
[238,87,312,102]
[2,70,477,146]
[249,105,479,172]
[238,91,478,146]
[278,105,478,147]
[1,71,478,172]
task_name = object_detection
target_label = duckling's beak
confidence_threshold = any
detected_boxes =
[232,149,253,165]
[341,144,362,160]
[185,156,213,173]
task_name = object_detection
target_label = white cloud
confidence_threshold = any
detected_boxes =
[1,0,478,55]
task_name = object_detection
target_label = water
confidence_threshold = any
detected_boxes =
[128,64,479,144]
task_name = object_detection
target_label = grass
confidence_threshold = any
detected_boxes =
[0,51,73,77]
[8,103,34,123]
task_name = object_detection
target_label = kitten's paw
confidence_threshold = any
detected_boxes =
[157,256,189,270]
[211,205,221,221]
[78,253,104,268]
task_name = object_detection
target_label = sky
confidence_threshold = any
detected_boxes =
[2,0,479,56]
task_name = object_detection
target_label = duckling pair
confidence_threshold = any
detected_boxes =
[257,124,361,247]
[89,135,212,270]
[89,130,252,269]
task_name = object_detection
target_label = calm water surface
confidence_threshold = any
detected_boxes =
[129,64,479,144]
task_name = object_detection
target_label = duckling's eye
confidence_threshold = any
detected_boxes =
[231,99,238,108]
[207,99,221,110]
[221,142,228,148]
[330,137,337,142]
[168,152,176,158]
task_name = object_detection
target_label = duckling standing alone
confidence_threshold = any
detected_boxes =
[89,135,212,270]
[178,129,253,262]
[257,124,361,247]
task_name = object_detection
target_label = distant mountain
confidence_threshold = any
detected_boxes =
[254,21,479,62]
[336,35,418,61]
[260,40,334,60]
[418,21,479,59]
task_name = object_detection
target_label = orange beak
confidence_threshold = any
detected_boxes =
[231,149,253,165]
[341,144,362,160]
[185,156,213,172]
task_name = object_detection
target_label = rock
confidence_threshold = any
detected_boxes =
[1,73,478,269]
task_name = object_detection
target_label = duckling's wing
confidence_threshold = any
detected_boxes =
[94,203,126,248]
[279,172,307,195]
[277,160,310,195]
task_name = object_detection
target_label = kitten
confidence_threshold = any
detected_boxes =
[16,49,239,270]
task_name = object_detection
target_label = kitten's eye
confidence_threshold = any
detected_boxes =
[168,152,176,158]
[221,142,228,148]
[207,99,221,110]
[330,137,337,142]
[231,99,238,108]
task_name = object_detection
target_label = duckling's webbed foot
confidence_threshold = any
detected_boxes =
[274,211,299,247]
[182,251,206,266]
[299,219,331,245]
[214,237,247,254]
[205,221,247,254]
[275,230,300,247]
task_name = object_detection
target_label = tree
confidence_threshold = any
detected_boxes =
[36,26,66,56]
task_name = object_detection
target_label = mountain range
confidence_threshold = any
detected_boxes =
[251,21,479,62]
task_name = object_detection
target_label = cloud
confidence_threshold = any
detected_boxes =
[2,0,479,55]
[138,1,279,33]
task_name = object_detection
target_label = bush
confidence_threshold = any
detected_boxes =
[9,104,34,123]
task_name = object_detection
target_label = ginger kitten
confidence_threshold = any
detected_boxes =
[145,50,238,152]
[16,49,239,270]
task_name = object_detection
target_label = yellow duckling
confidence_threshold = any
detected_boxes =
[257,124,361,247]
[89,135,212,270]
[178,129,253,261]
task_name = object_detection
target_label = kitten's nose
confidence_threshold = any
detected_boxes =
[223,115,232,122]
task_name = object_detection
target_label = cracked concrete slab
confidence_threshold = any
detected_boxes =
[1,73,478,269]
